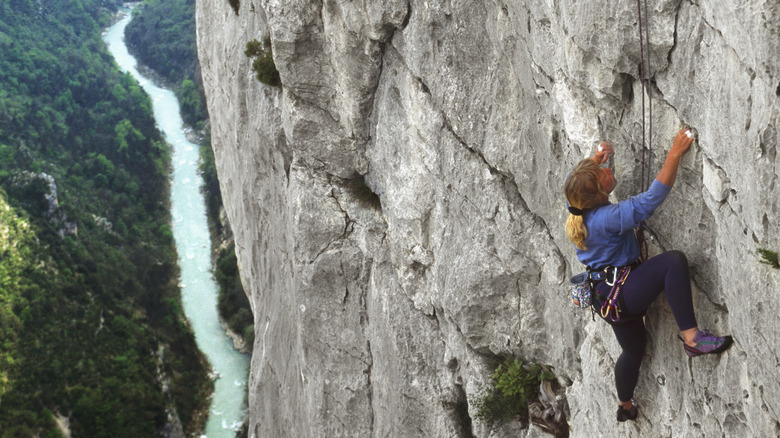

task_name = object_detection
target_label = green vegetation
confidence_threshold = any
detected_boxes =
[179,77,207,129]
[245,37,281,87]
[758,248,779,268]
[474,358,556,430]
[0,1,211,435]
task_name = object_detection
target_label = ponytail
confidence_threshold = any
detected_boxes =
[564,159,608,250]
[566,214,588,250]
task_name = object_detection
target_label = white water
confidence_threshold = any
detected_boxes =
[103,12,250,437]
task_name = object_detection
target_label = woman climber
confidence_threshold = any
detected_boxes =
[563,128,733,422]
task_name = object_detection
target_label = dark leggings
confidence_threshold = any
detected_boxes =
[594,250,698,402]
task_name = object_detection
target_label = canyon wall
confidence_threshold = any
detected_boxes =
[196,0,780,436]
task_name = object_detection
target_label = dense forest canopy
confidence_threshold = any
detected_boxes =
[0,0,211,436]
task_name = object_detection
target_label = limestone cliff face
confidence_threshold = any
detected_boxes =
[196,0,780,436]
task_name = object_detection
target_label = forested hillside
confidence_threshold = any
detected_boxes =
[0,0,211,436]
[126,0,254,352]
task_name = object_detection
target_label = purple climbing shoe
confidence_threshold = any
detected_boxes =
[683,330,733,357]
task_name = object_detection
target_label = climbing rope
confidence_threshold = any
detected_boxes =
[636,0,653,262]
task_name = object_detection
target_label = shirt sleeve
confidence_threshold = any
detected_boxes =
[604,179,672,235]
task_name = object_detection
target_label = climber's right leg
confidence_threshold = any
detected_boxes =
[621,250,697,331]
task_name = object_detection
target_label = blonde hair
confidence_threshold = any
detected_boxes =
[564,159,608,250]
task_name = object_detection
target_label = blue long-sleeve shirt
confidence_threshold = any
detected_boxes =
[575,179,672,269]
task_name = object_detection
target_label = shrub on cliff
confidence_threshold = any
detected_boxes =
[758,248,779,268]
[245,37,281,87]
[474,358,556,430]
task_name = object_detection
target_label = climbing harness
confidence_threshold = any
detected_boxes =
[635,0,653,262]
[600,265,633,322]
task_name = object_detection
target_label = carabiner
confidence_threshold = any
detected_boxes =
[605,267,618,287]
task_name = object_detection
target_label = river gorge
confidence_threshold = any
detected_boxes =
[104,11,249,437]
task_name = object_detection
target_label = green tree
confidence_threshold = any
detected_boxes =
[114,119,145,157]
[0,143,14,164]
[111,82,128,103]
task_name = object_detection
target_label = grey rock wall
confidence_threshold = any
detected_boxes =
[196,0,780,436]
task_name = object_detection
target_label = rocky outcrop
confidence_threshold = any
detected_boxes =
[196,0,780,436]
[10,171,78,237]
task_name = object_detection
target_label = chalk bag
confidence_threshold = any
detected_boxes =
[569,272,592,308]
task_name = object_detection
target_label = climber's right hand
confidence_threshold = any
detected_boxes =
[670,128,695,159]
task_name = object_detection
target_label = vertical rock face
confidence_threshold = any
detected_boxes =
[197,0,780,436]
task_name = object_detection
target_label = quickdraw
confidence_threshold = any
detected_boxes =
[600,266,632,322]
[636,0,653,263]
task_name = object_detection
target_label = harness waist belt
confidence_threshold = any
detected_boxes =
[588,259,642,282]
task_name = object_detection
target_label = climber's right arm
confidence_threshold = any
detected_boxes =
[656,128,694,187]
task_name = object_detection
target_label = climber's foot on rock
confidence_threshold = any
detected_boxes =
[616,404,638,422]
[683,330,733,357]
